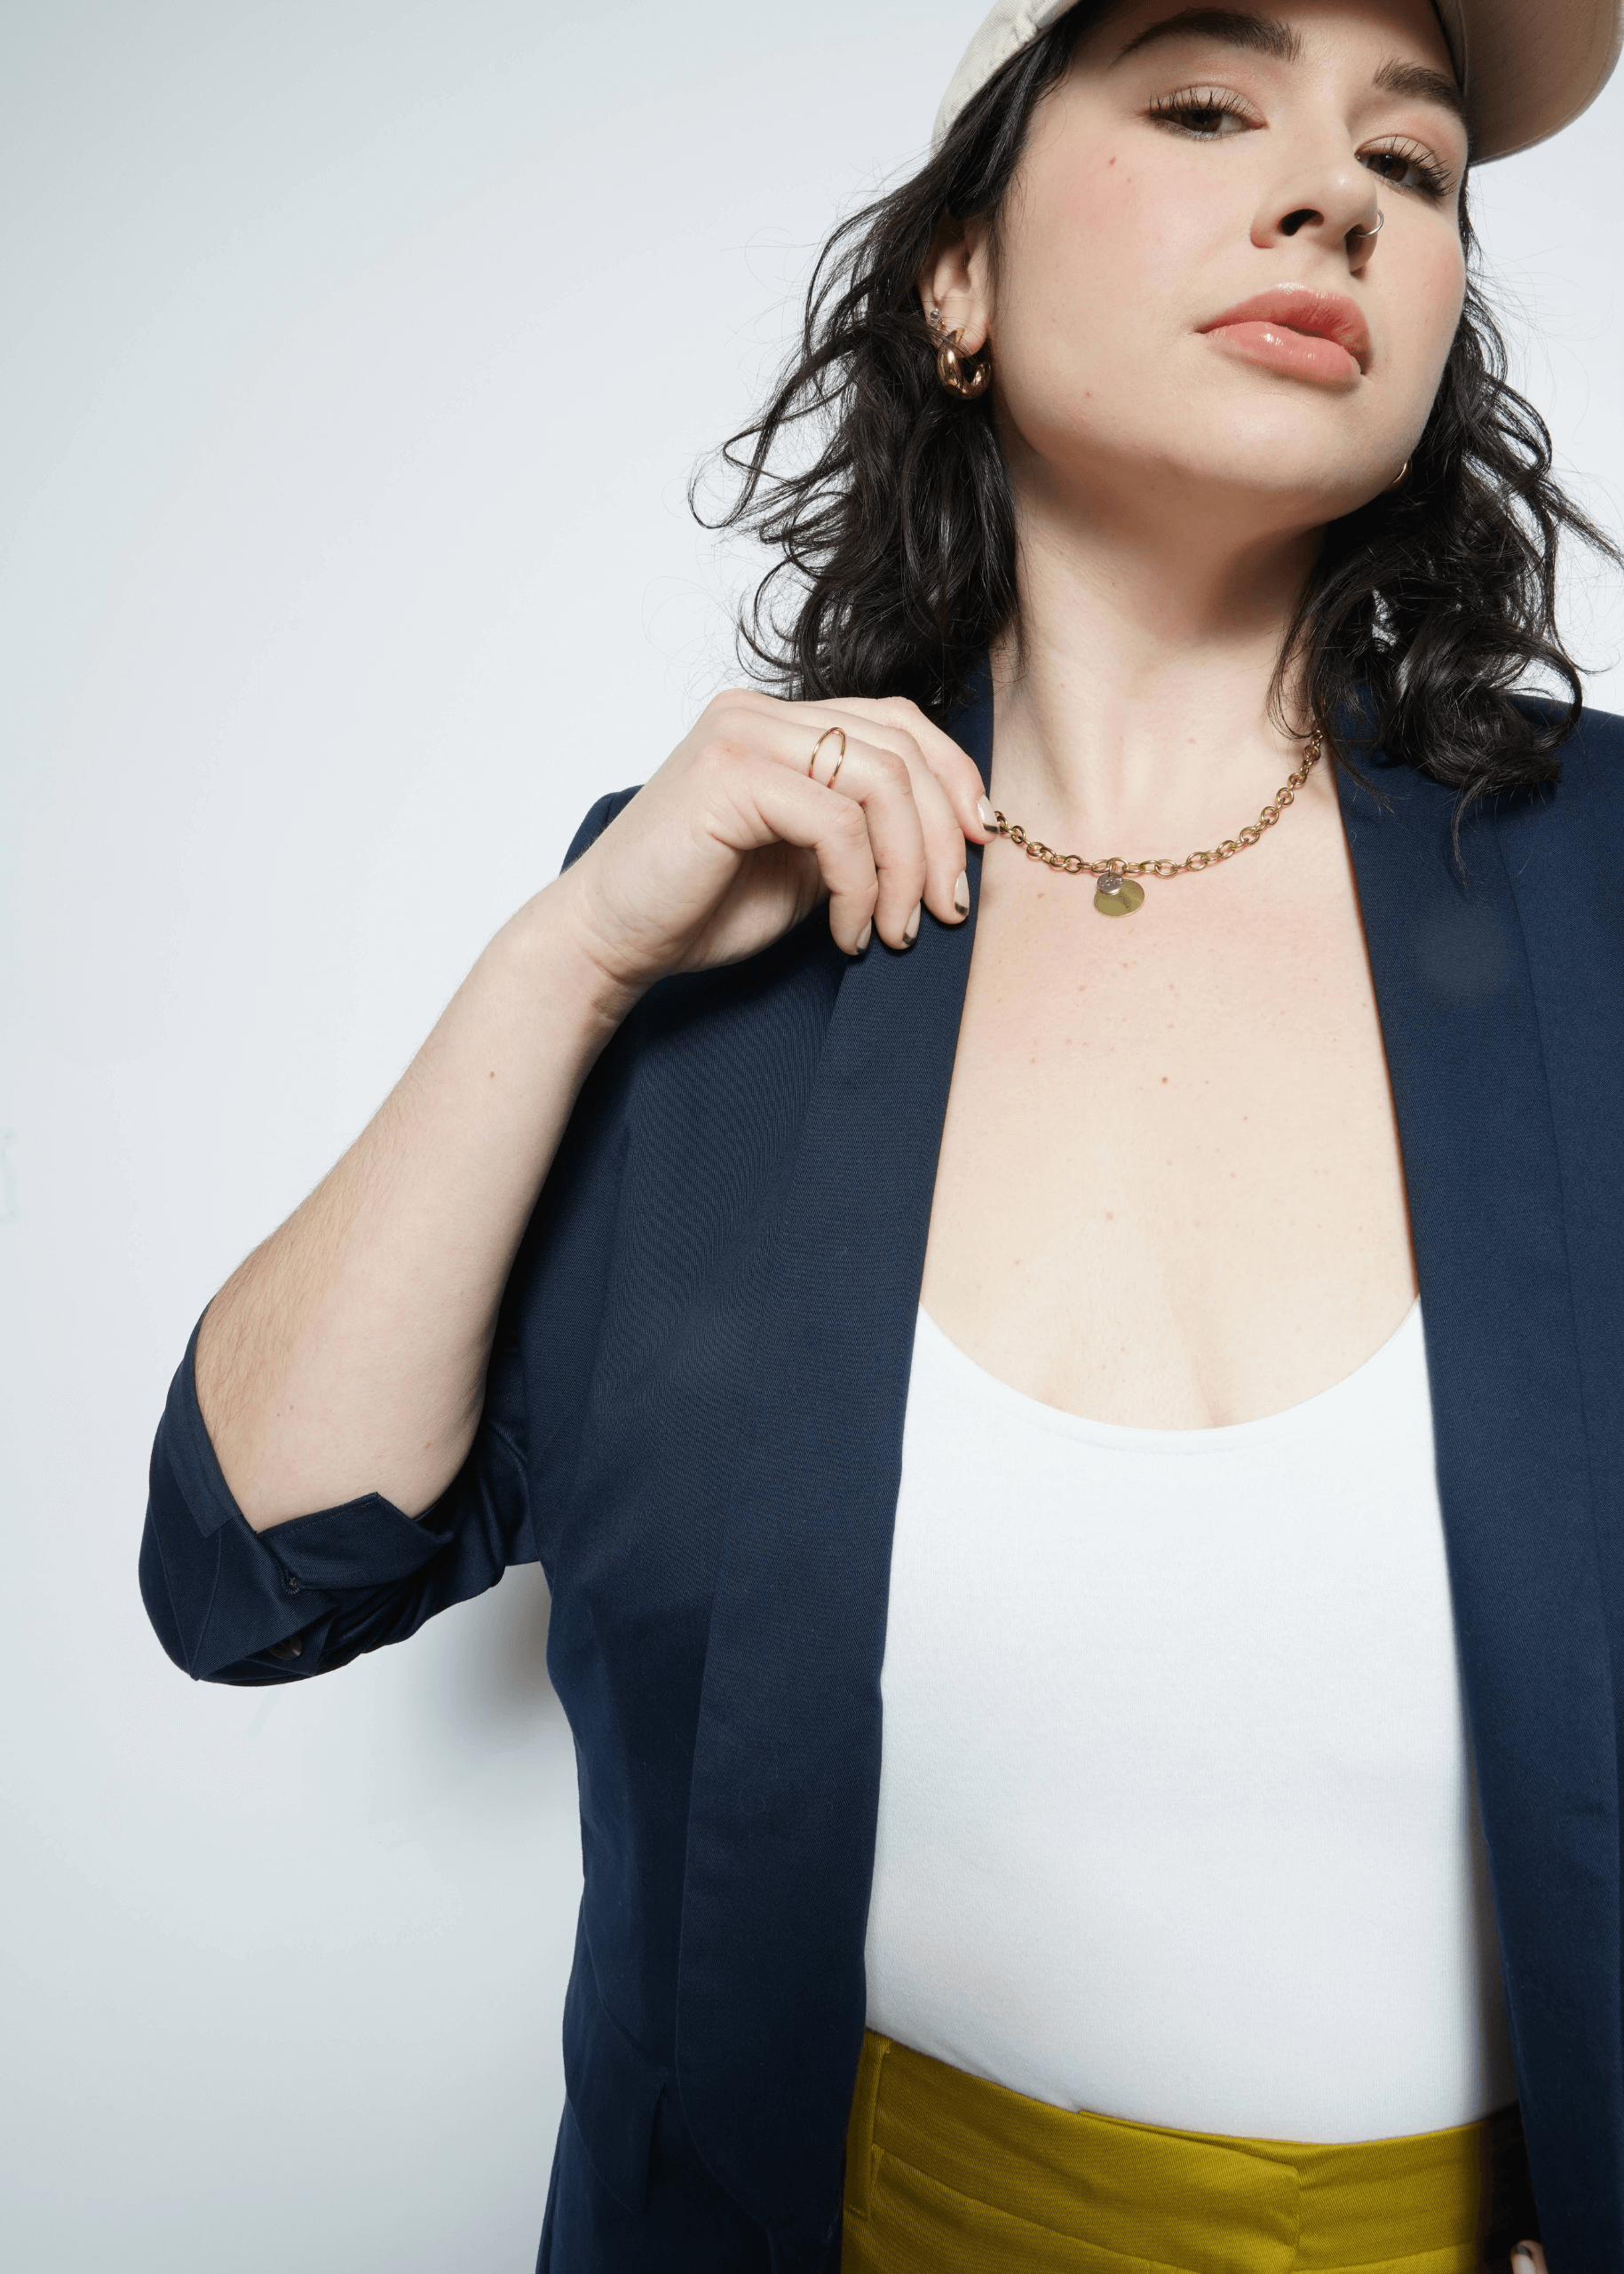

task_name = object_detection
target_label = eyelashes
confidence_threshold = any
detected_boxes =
[1146,84,1257,139]
[1144,84,1456,201]
[1357,137,1454,198]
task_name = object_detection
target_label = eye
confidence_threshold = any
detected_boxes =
[1358,137,1454,199]
[1146,84,1261,141]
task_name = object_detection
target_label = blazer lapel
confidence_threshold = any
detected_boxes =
[674,673,994,2256]
[1338,752,1623,2261]
[674,695,1624,2261]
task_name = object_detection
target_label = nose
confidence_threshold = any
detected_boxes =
[1252,160,1383,273]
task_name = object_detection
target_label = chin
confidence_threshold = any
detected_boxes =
[1149,408,1407,521]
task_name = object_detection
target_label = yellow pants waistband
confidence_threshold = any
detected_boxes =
[843,2032,1537,2274]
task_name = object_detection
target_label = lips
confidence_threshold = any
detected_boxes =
[1198,287,1371,385]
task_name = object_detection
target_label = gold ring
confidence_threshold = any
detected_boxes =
[808,726,847,786]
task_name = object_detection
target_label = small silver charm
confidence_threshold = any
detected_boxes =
[1093,871,1144,917]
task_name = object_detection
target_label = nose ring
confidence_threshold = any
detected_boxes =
[1350,210,1385,240]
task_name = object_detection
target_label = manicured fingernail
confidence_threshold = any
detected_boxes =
[855,920,873,955]
[976,796,996,829]
[1511,2249,1537,2270]
[902,902,922,947]
[953,870,970,917]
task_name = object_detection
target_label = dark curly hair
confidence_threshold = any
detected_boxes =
[700,3,1620,801]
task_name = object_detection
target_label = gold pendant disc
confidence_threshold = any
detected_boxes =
[1093,877,1145,916]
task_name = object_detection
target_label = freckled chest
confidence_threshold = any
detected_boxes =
[920,804,1416,1428]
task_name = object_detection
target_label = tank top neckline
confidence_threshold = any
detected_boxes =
[913,1296,1424,1458]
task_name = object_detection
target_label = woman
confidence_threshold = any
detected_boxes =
[139,0,1624,2268]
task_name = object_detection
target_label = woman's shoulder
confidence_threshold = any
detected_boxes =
[545,782,846,1181]
[1535,698,1624,818]
[1438,700,1624,879]
[1486,702,1624,1000]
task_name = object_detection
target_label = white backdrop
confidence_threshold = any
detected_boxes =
[2,5,1620,2268]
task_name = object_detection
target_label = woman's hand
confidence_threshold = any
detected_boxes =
[552,687,992,1008]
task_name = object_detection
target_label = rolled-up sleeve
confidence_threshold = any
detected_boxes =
[139,785,638,1688]
[139,1310,533,1686]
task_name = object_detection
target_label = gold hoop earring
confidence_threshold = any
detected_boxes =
[1388,457,1410,489]
[927,306,992,400]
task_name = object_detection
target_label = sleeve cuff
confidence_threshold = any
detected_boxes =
[140,1311,450,1682]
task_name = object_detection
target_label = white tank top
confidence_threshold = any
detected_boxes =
[863,1301,1517,2142]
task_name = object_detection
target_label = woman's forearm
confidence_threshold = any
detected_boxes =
[194,875,635,1533]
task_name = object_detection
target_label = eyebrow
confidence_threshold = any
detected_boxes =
[1371,55,1469,131]
[1113,9,1303,67]
[1112,10,1470,133]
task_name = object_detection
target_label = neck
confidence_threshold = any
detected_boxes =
[988,470,1325,847]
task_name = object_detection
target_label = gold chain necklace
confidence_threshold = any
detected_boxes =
[982,733,1323,916]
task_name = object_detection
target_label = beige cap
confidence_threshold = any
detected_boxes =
[932,0,1624,161]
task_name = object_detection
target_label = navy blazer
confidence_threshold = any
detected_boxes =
[140,673,1624,2273]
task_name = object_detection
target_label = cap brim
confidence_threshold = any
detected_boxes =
[1450,0,1624,158]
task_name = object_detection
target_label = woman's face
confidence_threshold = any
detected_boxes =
[947,0,1470,533]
